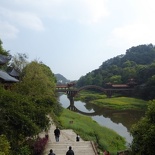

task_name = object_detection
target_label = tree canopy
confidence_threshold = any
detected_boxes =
[76,44,155,100]
[130,100,155,155]
[0,44,61,154]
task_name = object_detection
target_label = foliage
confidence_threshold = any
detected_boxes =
[15,61,56,98]
[59,109,126,155]
[76,44,155,100]
[0,40,11,70]
[8,53,28,73]
[0,135,10,155]
[76,91,148,110]
[32,137,48,155]
[0,56,61,154]
[17,145,31,155]
[0,87,47,151]
[0,39,9,55]
[130,100,155,155]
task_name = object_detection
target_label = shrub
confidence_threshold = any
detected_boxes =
[0,135,10,155]
[33,137,48,155]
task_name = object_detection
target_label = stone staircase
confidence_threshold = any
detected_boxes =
[44,141,96,155]
[40,120,97,155]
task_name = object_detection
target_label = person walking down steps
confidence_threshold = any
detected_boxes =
[66,146,74,155]
[76,134,80,142]
[54,127,60,142]
[48,149,55,155]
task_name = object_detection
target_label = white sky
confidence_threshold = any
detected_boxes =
[1,0,155,80]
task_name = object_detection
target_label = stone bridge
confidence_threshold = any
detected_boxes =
[56,84,134,112]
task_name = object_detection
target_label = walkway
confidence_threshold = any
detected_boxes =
[39,119,97,155]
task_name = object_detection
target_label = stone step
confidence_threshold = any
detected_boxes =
[43,141,95,155]
[42,117,97,155]
[45,141,93,149]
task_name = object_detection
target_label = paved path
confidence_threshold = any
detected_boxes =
[39,118,97,155]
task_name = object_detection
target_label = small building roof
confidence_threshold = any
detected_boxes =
[0,54,11,65]
[0,70,19,82]
[9,68,20,77]
[112,84,129,88]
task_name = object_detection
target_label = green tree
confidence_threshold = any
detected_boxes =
[130,100,155,155]
[0,39,11,70]
[0,59,61,154]
[85,73,93,85]
[109,75,122,84]
[9,53,28,73]
[0,87,40,153]
[0,135,10,155]
[93,73,103,86]
[0,40,9,55]
[15,61,56,97]
[122,67,136,83]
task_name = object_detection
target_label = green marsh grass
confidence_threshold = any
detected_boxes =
[76,91,148,110]
[59,108,126,155]
[92,97,148,110]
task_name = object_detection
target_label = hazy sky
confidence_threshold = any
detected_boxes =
[1,0,155,80]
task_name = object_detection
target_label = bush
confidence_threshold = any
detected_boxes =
[33,137,48,155]
[0,135,10,155]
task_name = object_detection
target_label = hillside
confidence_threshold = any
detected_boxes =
[55,73,70,84]
[76,44,155,100]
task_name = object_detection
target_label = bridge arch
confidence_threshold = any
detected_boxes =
[67,105,102,116]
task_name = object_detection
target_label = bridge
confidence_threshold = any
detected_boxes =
[56,84,135,112]
[56,84,134,97]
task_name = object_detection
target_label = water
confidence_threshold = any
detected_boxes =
[59,94,145,145]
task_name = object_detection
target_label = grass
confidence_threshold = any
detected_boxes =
[56,91,148,154]
[91,97,148,110]
[58,108,126,155]
[75,91,148,110]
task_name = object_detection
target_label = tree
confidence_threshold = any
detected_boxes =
[0,87,41,153]
[0,60,62,154]
[0,39,9,55]
[0,135,10,155]
[15,61,55,97]
[130,100,155,155]
[9,53,28,73]
[109,75,122,84]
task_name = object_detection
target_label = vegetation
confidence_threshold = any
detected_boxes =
[1,38,155,154]
[59,108,126,155]
[0,40,62,154]
[130,100,155,155]
[77,44,155,100]
[75,91,148,110]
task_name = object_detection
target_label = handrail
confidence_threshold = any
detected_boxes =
[90,141,98,155]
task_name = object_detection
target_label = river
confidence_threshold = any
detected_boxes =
[59,94,145,145]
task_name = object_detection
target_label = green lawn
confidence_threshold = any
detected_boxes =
[58,108,126,155]
[91,97,148,110]
[76,91,148,110]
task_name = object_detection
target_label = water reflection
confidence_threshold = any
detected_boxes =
[59,94,145,144]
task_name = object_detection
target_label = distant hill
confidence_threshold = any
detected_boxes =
[76,44,155,100]
[54,73,70,84]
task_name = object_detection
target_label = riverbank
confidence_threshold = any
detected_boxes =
[57,108,127,155]
[39,116,98,155]
[75,91,148,110]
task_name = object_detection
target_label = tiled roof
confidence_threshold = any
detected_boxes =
[9,68,20,77]
[112,84,129,88]
[0,70,19,82]
[0,54,11,65]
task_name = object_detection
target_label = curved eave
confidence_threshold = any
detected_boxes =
[0,54,11,65]
[0,70,19,82]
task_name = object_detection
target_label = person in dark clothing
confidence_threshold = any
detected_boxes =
[54,127,60,142]
[76,134,80,142]
[48,149,55,155]
[66,146,74,155]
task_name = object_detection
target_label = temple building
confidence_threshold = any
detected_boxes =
[0,54,19,89]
